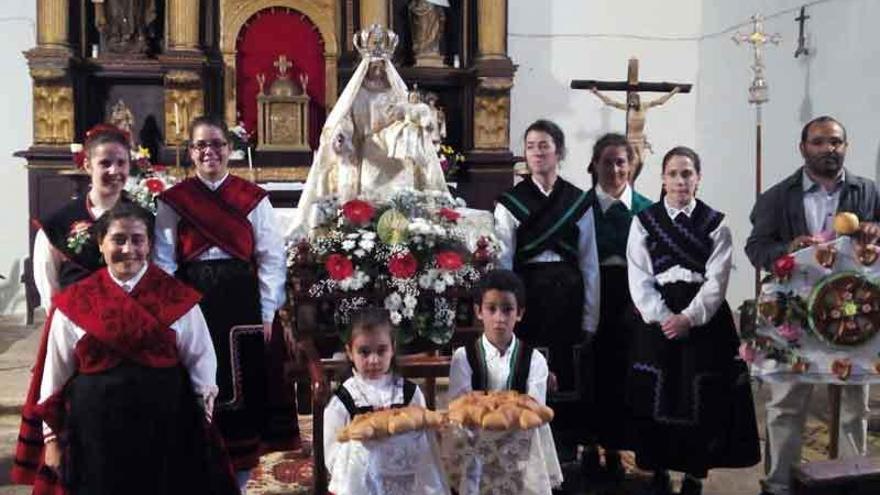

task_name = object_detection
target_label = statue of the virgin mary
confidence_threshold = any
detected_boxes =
[290,25,449,235]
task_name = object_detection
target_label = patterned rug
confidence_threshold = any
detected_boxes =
[247,415,315,495]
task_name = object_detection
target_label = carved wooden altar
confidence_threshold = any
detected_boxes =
[17,0,517,313]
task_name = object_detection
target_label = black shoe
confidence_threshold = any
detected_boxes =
[601,450,625,482]
[679,477,702,495]
[580,444,602,480]
[643,470,672,495]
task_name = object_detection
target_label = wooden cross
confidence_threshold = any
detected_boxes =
[274,55,292,77]
[795,6,810,58]
[571,58,692,182]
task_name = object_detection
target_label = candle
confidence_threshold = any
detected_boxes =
[247,146,253,171]
[174,103,180,136]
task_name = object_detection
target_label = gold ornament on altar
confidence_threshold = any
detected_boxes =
[256,55,311,151]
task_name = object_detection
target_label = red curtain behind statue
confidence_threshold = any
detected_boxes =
[236,8,325,150]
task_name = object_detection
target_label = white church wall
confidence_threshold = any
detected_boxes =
[508,0,702,200]
[697,0,880,308]
[0,2,35,315]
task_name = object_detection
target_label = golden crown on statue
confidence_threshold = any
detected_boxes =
[353,24,399,60]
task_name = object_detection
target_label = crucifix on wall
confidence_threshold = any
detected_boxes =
[571,58,692,183]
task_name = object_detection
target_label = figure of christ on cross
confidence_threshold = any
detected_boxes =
[572,58,692,183]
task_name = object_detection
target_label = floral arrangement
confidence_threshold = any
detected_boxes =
[287,189,500,346]
[123,147,178,213]
[438,144,466,181]
[66,220,93,254]
[229,122,252,161]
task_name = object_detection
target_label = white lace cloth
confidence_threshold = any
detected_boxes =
[328,430,451,495]
[439,424,563,495]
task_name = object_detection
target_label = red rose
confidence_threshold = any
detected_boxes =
[388,252,418,279]
[69,220,92,235]
[145,178,166,194]
[772,254,796,280]
[342,199,375,225]
[152,164,167,173]
[325,254,354,280]
[439,207,461,222]
[436,251,463,271]
[73,151,86,169]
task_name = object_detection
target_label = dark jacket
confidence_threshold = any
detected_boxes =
[745,167,880,271]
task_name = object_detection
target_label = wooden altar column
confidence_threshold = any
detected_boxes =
[36,0,70,49]
[360,0,389,28]
[167,0,201,52]
[30,0,74,145]
[457,0,516,210]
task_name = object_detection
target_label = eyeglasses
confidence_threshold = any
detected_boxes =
[191,140,228,151]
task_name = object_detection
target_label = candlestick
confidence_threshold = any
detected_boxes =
[174,103,181,137]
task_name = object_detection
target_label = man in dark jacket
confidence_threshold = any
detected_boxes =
[746,115,880,495]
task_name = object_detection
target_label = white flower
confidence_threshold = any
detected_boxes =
[403,294,418,309]
[433,280,447,293]
[354,249,366,258]
[402,307,415,319]
[358,239,375,251]
[385,292,403,311]
[346,232,359,239]
[362,231,377,240]
[390,311,403,325]
[419,273,434,289]
[443,272,455,285]
[342,240,356,251]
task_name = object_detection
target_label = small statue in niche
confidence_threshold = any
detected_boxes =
[93,0,158,55]
[108,99,135,144]
[423,92,446,145]
[408,0,449,67]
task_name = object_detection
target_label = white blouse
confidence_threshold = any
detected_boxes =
[493,177,601,333]
[448,335,549,405]
[152,173,287,323]
[38,265,219,438]
[626,198,732,327]
[33,200,108,309]
[323,373,426,470]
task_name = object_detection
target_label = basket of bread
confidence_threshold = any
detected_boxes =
[337,405,446,442]
[447,391,554,431]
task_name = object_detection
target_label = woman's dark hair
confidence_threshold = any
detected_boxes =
[188,115,230,142]
[660,146,702,198]
[588,132,635,185]
[345,306,400,376]
[474,269,526,308]
[524,119,566,161]
[661,146,702,174]
[84,124,132,157]
[94,201,156,245]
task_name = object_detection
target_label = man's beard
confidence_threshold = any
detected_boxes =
[806,152,844,178]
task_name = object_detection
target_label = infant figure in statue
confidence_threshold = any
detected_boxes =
[291,25,450,235]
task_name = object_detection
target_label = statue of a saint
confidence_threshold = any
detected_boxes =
[290,25,450,235]
[408,0,449,67]
[93,0,157,55]
[108,99,135,144]
[590,86,680,182]
[424,92,446,145]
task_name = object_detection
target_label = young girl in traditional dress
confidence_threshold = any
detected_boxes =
[33,124,137,309]
[13,202,237,494]
[323,307,447,494]
[625,147,759,495]
[582,133,652,481]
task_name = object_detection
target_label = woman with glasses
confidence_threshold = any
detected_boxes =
[153,116,292,492]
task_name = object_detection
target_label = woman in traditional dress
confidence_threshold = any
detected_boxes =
[33,124,138,309]
[625,146,760,495]
[581,133,652,481]
[494,119,600,463]
[13,202,237,494]
[154,116,294,491]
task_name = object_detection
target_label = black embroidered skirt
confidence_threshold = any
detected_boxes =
[625,282,760,475]
[65,363,237,495]
[178,259,298,470]
[592,265,635,450]
[516,261,593,440]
